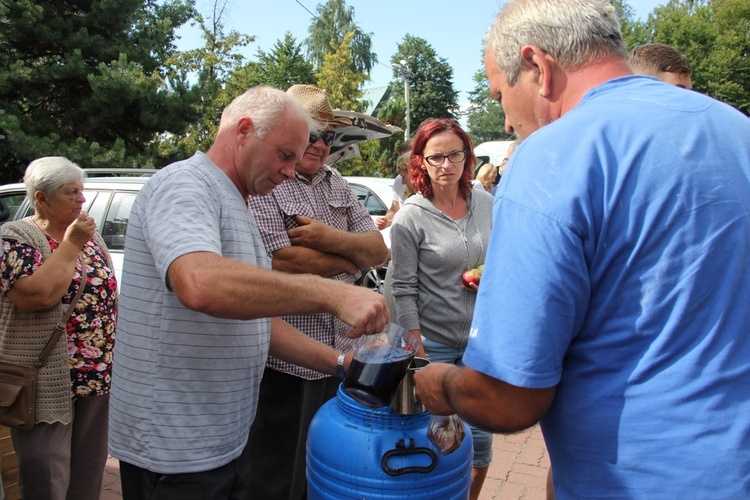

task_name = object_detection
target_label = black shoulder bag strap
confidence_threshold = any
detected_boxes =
[34,255,88,368]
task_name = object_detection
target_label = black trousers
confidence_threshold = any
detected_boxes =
[119,438,252,500]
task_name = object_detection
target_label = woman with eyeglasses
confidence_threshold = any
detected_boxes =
[389,118,494,500]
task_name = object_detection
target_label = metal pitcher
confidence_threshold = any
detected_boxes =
[390,357,430,415]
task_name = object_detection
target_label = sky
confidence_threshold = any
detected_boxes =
[176,0,667,105]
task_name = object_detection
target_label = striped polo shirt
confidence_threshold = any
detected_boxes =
[109,152,271,474]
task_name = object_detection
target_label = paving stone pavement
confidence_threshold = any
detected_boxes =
[479,424,550,500]
[99,424,550,500]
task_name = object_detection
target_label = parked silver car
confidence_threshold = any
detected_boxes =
[0,110,397,290]
[343,176,395,293]
[0,170,154,284]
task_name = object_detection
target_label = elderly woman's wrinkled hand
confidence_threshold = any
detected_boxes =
[64,211,96,248]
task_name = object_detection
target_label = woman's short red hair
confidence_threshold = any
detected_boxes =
[409,118,476,200]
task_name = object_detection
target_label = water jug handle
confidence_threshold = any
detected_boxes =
[381,438,438,476]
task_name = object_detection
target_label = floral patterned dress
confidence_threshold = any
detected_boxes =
[0,236,117,399]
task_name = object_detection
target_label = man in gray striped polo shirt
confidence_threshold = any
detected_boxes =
[109,86,389,499]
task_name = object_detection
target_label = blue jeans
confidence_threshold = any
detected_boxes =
[421,336,493,467]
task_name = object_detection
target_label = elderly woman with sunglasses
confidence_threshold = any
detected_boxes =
[0,157,117,499]
[389,118,494,500]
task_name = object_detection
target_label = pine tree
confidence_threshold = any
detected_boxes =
[380,35,459,136]
[0,0,200,181]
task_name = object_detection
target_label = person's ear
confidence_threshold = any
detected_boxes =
[237,117,255,139]
[35,190,49,208]
[520,45,554,98]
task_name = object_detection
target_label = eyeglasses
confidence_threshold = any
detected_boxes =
[424,150,466,167]
[309,130,336,147]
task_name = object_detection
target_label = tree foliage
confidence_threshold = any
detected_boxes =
[370,36,459,179]
[465,62,513,144]
[2,0,747,184]
[157,1,254,160]
[226,32,316,94]
[0,0,200,182]
[306,0,377,76]
[611,0,651,48]
[380,35,459,139]
[316,32,367,111]
[647,0,750,115]
[317,32,384,177]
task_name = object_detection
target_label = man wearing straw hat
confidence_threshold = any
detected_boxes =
[247,84,388,499]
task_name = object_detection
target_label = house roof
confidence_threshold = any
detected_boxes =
[360,86,390,116]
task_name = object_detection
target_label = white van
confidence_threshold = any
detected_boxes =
[473,140,514,170]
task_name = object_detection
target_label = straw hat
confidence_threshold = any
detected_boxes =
[286,84,351,127]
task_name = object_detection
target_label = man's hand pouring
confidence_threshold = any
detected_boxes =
[331,284,390,339]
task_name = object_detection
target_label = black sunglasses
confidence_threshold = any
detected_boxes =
[309,130,336,147]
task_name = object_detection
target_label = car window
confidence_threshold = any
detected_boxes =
[100,191,137,250]
[0,191,27,222]
[348,183,387,217]
[83,190,109,224]
[1,189,111,224]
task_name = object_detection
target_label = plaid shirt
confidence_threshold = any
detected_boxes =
[248,165,378,380]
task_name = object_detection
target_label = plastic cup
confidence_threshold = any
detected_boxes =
[343,324,419,408]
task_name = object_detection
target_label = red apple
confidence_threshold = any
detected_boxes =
[461,268,481,287]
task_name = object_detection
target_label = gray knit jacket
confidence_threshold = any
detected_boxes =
[389,190,494,349]
[0,218,113,424]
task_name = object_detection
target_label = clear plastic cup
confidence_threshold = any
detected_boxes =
[343,324,419,408]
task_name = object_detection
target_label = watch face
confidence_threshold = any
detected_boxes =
[337,352,346,377]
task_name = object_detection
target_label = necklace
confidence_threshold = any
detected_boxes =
[457,213,470,235]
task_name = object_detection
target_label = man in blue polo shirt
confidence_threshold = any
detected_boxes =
[415,0,750,498]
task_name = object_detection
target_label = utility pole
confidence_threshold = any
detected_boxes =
[392,59,411,139]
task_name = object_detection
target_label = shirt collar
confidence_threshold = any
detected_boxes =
[294,164,333,185]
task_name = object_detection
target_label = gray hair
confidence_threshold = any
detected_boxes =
[218,85,319,138]
[485,0,627,85]
[24,157,86,210]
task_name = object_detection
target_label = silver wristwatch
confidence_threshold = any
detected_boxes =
[336,352,346,378]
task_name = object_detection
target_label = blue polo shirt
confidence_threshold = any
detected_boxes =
[466,76,750,497]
